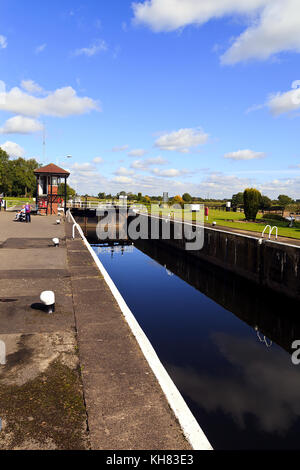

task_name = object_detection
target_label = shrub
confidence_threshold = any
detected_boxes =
[262,213,285,222]
[243,188,261,221]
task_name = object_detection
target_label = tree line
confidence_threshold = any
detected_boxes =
[0,148,40,197]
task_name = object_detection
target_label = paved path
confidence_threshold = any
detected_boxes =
[0,211,190,450]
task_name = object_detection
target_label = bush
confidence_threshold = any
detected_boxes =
[243,188,261,221]
[262,213,285,222]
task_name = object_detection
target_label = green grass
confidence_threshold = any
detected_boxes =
[143,206,300,240]
[4,197,35,208]
[203,209,300,240]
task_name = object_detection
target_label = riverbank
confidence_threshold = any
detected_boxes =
[0,211,195,450]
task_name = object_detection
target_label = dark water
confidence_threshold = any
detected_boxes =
[92,240,300,450]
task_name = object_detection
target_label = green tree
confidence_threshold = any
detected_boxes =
[231,192,244,208]
[278,194,294,207]
[260,195,272,213]
[243,188,262,221]
[0,148,10,195]
[58,183,76,199]
[98,192,106,199]
[182,192,192,202]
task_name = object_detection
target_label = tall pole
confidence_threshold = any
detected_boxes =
[64,176,67,214]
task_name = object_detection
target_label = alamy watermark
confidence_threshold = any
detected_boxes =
[96,204,204,251]
[291,340,300,365]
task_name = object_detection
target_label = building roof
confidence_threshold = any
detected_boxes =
[34,163,70,176]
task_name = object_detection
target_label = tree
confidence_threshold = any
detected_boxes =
[243,188,261,221]
[278,194,294,207]
[260,195,272,213]
[182,193,192,202]
[98,192,106,199]
[58,183,76,199]
[231,192,244,208]
[172,195,184,207]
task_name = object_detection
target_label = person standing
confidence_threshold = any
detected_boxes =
[25,202,31,223]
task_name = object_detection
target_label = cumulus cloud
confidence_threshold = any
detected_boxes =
[224,149,266,161]
[267,80,300,115]
[112,145,129,152]
[155,127,209,153]
[0,141,25,158]
[131,156,168,170]
[114,167,135,176]
[71,162,96,171]
[93,157,103,164]
[112,175,134,184]
[128,148,148,157]
[0,116,44,135]
[74,39,107,57]
[151,168,189,177]
[221,0,300,64]
[0,82,99,117]
[21,80,44,94]
[0,35,7,49]
[133,0,300,64]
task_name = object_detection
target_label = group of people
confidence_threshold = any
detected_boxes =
[15,203,31,223]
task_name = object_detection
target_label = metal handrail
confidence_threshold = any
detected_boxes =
[262,224,278,240]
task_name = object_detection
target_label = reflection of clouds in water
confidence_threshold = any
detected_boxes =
[169,333,300,435]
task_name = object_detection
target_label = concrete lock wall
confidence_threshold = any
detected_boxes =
[155,220,300,301]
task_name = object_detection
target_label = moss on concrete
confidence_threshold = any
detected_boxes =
[0,360,89,450]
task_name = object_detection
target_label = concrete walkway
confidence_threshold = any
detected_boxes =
[0,211,190,450]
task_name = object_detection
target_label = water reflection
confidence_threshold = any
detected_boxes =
[92,240,300,449]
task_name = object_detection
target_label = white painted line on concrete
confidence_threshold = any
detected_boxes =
[68,211,213,451]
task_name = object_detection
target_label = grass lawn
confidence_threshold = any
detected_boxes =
[204,210,300,240]
[144,206,300,240]
[4,197,35,208]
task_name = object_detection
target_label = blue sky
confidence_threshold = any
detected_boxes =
[0,0,300,198]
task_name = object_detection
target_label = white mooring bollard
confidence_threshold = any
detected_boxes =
[40,291,55,314]
[52,237,59,247]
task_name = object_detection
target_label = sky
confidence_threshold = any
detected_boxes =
[0,0,300,198]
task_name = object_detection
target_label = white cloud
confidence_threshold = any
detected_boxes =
[151,168,189,177]
[21,80,44,94]
[0,141,25,158]
[224,149,266,161]
[0,82,99,117]
[133,0,300,64]
[133,0,268,31]
[93,157,103,164]
[71,162,95,171]
[35,43,46,54]
[128,148,148,157]
[0,35,7,49]
[131,156,168,170]
[0,116,43,134]
[112,145,129,152]
[267,80,300,115]
[155,127,208,153]
[74,39,107,57]
[114,167,135,176]
[221,0,300,64]
[112,175,134,184]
